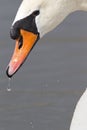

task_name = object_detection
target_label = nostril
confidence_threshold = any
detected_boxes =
[18,36,23,49]
[10,27,20,40]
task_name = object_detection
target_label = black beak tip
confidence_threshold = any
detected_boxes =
[6,66,13,78]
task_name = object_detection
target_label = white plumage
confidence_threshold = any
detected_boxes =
[70,89,87,130]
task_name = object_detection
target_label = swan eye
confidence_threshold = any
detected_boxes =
[33,10,40,16]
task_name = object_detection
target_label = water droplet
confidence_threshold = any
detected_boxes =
[57,80,60,83]
[7,78,12,92]
[30,121,34,128]
[7,88,11,92]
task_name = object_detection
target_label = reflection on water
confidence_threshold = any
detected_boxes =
[0,1,87,130]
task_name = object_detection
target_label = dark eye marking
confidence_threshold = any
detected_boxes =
[32,10,40,16]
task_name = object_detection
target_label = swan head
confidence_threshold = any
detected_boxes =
[6,0,61,77]
[6,0,76,77]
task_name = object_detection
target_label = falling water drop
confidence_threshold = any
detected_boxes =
[7,78,12,92]
[30,121,34,128]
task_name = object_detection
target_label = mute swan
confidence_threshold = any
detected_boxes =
[6,0,87,129]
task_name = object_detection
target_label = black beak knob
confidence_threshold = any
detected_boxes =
[10,26,20,40]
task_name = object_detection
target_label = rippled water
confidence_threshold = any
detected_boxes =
[0,1,87,130]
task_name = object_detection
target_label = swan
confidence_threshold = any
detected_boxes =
[6,0,87,129]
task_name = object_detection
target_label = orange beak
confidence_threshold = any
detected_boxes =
[6,29,39,77]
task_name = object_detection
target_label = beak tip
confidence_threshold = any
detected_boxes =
[6,66,13,78]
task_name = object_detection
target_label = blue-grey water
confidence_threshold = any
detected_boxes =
[0,1,87,130]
